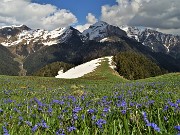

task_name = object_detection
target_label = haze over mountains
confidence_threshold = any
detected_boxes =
[0,21,180,77]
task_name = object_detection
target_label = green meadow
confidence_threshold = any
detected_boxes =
[0,58,179,135]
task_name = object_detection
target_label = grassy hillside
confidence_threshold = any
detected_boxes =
[0,59,179,135]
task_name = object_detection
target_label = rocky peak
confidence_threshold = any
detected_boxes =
[0,24,31,37]
[83,21,127,41]
[122,25,180,58]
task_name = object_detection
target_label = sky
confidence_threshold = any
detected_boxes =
[0,0,180,35]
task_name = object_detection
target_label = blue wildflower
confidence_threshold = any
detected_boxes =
[41,122,49,129]
[48,107,53,113]
[32,124,39,132]
[103,107,110,113]
[81,95,85,100]
[148,100,155,105]
[19,116,23,121]
[34,98,43,107]
[25,121,32,127]
[130,102,135,107]
[81,114,85,120]
[164,116,168,121]
[52,99,60,104]
[175,125,180,131]
[38,107,43,112]
[91,115,96,120]
[168,101,178,108]
[121,110,126,115]
[67,126,76,132]
[96,119,106,128]
[163,105,169,111]
[121,101,127,108]
[58,115,64,120]
[73,107,82,113]
[136,103,142,108]
[142,111,149,124]
[56,128,65,135]
[13,108,21,113]
[87,109,96,114]
[101,113,106,117]
[146,123,160,132]
[3,126,10,135]
[0,108,3,113]
[176,99,180,104]
[73,113,78,120]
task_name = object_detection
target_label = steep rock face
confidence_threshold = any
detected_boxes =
[83,21,127,41]
[121,26,180,58]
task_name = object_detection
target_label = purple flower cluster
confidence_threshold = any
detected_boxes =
[142,111,160,132]
[67,126,76,132]
[3,126,10,135]
[96,119,106,128]
[146,123,160,132]
[32,120,49,132]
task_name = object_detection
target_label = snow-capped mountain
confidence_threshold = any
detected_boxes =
[0,25,86,57]
[0,21,179,76]
[121,26,180,58]
[0,25,86,47]
[1,22,179,58]
[83,21,127,41]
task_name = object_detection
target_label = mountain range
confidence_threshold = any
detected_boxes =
[0,21,179,76]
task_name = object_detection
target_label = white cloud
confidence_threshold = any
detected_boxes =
[101,0,148,26]
[75,13,97,32]
[86,13,97,24]
[101,0,180,35]
[0,0,77,30]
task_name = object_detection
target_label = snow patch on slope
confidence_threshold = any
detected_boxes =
[55,56,114,79]
[100,38,108,42]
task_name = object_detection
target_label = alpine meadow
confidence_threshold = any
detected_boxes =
[0,0,180,135]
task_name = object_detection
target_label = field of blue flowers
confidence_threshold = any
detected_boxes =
[0,73,179,135]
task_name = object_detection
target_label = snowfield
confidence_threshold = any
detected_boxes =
[55,56,114,79]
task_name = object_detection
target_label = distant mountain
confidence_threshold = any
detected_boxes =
[121,26,180,59]
[0,22,179,77]
[0,25,86,57]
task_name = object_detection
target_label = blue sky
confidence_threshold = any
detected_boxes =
[32,0,117,25]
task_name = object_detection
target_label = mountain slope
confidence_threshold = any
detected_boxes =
[0,45,19,75]
[23,28,85,75]
[121,26,180,58]
[55,56,122,81]
[114,51,165,80]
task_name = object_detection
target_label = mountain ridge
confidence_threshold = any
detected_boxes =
[0,21,179,77]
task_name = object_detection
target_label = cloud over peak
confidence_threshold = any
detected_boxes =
[101,0,180,34]
[0,0,77,30]
[75,13,97,32]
